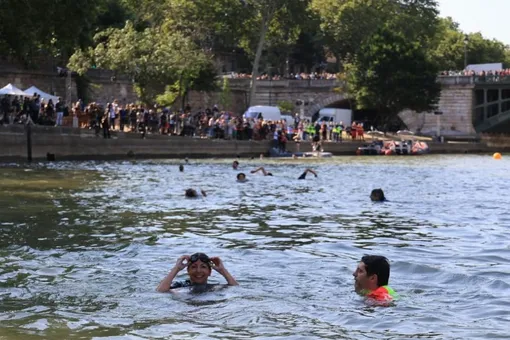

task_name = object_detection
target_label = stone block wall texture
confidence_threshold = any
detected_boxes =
[399,84,476,135]
[0,66,138,106]
[0,125,272,161]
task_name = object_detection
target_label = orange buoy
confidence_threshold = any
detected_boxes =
[493,152,502,160]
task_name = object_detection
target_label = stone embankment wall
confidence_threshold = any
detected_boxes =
[0,125,506,162]
[0,125,272,161]
[399,84,475,136]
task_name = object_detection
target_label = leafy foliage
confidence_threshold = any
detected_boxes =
[277,101,294,113]
[346,27,441,116]
[3,0,510,117]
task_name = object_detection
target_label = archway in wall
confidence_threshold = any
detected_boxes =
[308,95,351,121]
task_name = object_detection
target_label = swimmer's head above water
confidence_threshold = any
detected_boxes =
[185,188,207,198]
[156,252,239,291]
[237,172,247,182]
[232,160,239,170]
[370,189,386,202]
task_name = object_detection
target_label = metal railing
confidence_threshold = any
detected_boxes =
[227,78,340,88]
[438,75,510,85]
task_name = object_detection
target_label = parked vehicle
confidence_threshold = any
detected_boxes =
[316,108,352,126]
[243,106,281,121]
[281,114,295,126]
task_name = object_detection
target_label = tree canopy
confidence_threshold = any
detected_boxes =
[3,0,510,112]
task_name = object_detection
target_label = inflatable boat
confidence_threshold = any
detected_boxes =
[356,140,429,156]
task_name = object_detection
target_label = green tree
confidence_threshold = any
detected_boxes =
[238,0,309,106]
[310,0,385,70]
[0,0,129,64]
[346,27,441,121]
[277,100,294,113]
[310,0,439,70]
[430,17,510,71]
[68,21,213,104]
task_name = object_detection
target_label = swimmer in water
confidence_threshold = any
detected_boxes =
[297,168,318,180]
[185,188,207,198]
[156,252,238,292]
[179,164,184,172]
[250,167,273,176]
[236,173,247,182]
[232,160,239,170]
[370,189,385,202]
[353,255,396,303]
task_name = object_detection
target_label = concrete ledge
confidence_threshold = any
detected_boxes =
[1,128,509,162]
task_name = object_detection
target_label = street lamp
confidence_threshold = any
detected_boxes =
[463,35,469,70]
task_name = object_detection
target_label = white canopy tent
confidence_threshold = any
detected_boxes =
[24,86,60,103]
[0,83,30,97]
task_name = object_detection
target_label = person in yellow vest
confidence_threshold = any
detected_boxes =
[353,255,397,303]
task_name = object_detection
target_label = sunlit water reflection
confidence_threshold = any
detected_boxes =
[0,155,509,339]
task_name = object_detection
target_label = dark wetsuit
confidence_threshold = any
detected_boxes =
[298,171,316,180]
[170,280,193,289]
[170,280,224,293]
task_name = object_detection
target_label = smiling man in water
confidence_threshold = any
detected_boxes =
[353,255,396,303]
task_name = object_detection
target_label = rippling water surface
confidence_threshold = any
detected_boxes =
[0,155,509,339]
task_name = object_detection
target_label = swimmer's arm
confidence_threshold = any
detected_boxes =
[250,167,268,176]
[211,257,239,286]
[156,266,180,292]
[305,168,318,177]
[200,189,207,197]
[156,255,189,292]
[219,268,239,286]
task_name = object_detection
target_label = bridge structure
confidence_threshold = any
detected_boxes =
[2,61,509,135]
[217,76,510,135]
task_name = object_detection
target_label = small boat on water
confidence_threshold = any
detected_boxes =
[357,140,429,156]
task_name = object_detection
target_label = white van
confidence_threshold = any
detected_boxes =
[243,106,281,121]
[281,114,295,126]
[317,108,352,126]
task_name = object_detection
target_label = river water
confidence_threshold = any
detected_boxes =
[0,155,509,339]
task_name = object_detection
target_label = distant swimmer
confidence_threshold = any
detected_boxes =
[250,167,273,176]
[179,164,184,172]
[249,167,316,179]
[232,160,239,170]
[156,252,238,292]
[298,168,318,180]
[353,255,397,303]
[236,173,247,182]
[370,189,385,202]
[185,188,207,198]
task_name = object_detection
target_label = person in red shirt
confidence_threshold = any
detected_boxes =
[353,255,397,303]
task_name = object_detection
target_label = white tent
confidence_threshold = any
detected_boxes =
[24,86,60,103]
[0,83,30,97]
